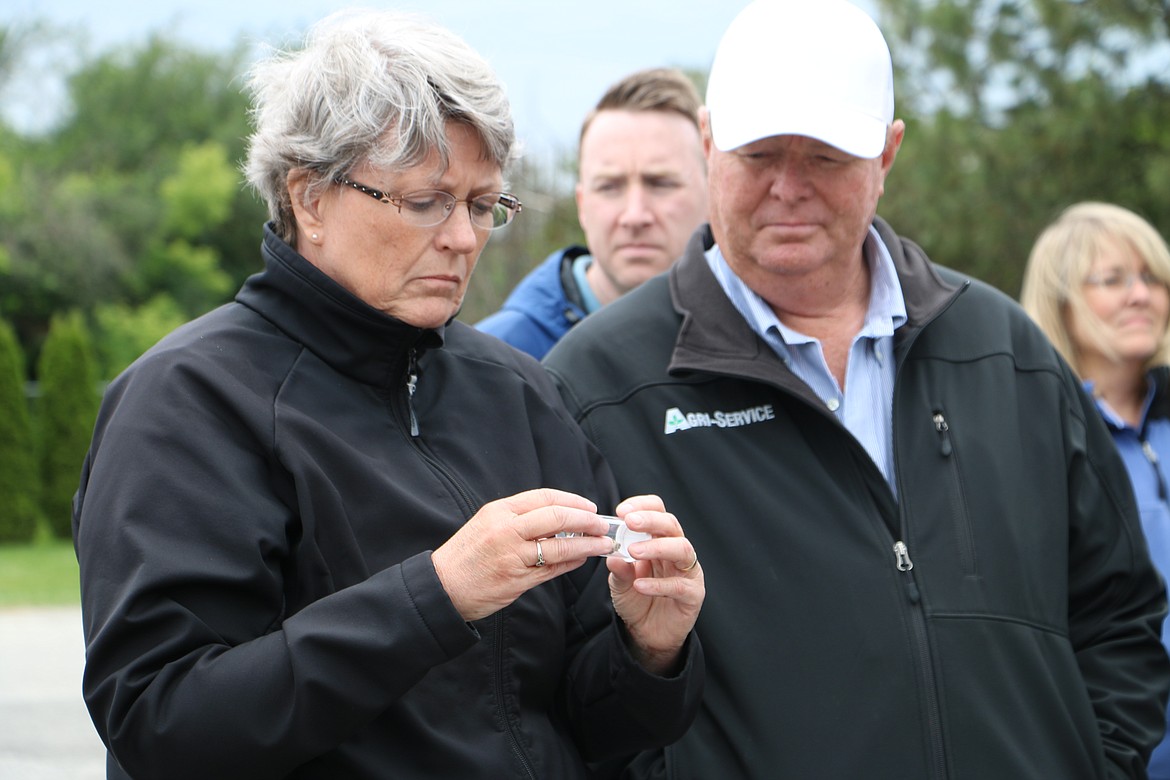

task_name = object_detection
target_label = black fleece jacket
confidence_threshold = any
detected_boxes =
[545,220,1169,780]
[73,225,702,780]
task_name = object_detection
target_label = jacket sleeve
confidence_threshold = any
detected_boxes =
[556,508,704,763]
[531,368,706,763]
[1064,370,1170,778]
[73,363,478,780]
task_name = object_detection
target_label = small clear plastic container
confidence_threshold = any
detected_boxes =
[557,515,652,562]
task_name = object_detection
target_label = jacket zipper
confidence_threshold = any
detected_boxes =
[687,275,966,778]
[493,610,536,779]
[932,412,952,457]
[1141,439,1169,502]
[932,408,976,576]
[886,287,967,780]
[397,350,534,777]
[891,538,946,778]
[396,351,478,521]
[405,349,419,437]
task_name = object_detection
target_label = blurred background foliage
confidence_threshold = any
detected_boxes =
[1,1,1170,538]
[3,1,1168,372]
[0,28,264,380]
[874,0,1170,294]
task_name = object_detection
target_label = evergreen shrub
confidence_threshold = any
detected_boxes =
[38,312,100,539]
[0,319,41,542]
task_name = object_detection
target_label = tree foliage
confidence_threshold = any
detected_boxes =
[0,319,41,542]
[93,296,188,379]
[875,0,1170,296]
[0,31,266,376]
[37,312,99,539]
[3,5,1170,354]
[45,35,254,173]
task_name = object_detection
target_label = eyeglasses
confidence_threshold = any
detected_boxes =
[336,176,521,230]
[1083,269,1168,293]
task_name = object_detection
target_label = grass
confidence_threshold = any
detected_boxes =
[0,538,81,607]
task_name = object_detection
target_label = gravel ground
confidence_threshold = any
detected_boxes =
[0,606,106,780]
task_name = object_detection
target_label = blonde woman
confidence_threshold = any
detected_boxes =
[1022,201,1170,778]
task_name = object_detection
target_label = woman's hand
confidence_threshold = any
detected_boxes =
[606,495,704,675]
[431,488,614,621]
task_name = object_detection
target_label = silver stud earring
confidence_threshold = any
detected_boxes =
[311,233,319,240]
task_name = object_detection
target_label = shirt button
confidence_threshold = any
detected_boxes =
[826,398,841,412]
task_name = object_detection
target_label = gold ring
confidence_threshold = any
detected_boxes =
[681,552,699,571]
[534,540,546,567]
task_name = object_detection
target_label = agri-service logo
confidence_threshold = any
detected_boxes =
[663,404,775,434]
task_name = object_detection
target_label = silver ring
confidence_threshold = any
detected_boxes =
[534,540,546,567]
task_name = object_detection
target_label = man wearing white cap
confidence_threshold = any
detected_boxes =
[546,1,1170,777]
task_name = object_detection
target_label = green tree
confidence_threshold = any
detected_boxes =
[0,32,266,377]
[874,0,1170,297]
[37,311,99,538]
[0,164,134,367]
[139,141,238,314]
[46,35,254,173]
[0,319,41,542]
[93,295,187,379]
[0,145,15,284]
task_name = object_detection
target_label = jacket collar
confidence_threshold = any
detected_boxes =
[667,219,962,383]
[499,246,590,328]
[1146,365,1170,422]
[235,224,443,388]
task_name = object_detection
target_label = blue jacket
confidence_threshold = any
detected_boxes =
[476,246,589,359]
[1093,367,1170,780]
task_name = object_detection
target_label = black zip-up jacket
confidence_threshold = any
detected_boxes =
[545,220,1170,779]
[73,226,703,780]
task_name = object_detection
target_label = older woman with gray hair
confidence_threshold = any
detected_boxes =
[72,10,704,779]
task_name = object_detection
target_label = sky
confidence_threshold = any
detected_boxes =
[4,0,784,167]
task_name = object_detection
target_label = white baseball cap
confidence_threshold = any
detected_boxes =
[706,0,895,159]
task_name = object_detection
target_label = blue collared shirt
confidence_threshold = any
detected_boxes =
[571,254,603,315]
[706,227,907,490]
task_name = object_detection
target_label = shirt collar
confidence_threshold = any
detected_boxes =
[571,253,604,314]
[705,225,908,345]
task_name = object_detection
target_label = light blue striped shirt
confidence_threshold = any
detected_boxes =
[705,227,907,490]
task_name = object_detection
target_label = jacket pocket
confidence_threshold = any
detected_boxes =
[932,407,978,578]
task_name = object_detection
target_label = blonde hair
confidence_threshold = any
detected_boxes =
[1020,201,1170,375]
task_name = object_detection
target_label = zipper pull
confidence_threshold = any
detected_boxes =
[1142,439,1169,501]
[893,540,920,603]
[932,412,952,457]
[893,540,914,571]
[406,350,419,437]
[1142,440,1159,466]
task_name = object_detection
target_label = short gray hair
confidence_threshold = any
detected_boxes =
[243,9,516,242]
